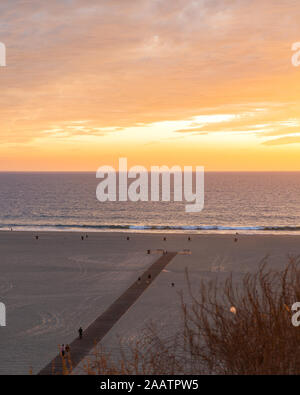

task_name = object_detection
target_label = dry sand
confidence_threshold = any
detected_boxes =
[0,231,299,374]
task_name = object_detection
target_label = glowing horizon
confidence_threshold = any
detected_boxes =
[1,0,300,171]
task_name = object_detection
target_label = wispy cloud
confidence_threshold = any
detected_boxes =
[263,135,300,146]
[1,1,300,169]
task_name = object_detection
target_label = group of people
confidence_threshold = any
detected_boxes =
[60,344,70,358]
[60,327,83,358]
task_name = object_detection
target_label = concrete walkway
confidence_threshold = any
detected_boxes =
[38,252,177,375]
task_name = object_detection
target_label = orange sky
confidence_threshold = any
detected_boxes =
[0,0,300,171]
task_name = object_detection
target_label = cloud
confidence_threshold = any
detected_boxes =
[173,104,300,144]
[0,0,300,145]
[263,135,300,146]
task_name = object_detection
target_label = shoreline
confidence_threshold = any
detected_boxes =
[2,228,300,236]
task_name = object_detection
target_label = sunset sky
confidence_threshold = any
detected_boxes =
[1,0,300,171]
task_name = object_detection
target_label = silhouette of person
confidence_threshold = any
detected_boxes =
[78,327,83,339]
[61,344,65,357]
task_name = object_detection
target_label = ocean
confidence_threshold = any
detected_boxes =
[1,172,300,234]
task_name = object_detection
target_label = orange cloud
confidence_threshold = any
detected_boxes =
[0,1,300,169]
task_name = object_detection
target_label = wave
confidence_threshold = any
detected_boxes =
[1,223,300,233]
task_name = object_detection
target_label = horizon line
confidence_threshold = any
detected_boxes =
[1,170,300,173]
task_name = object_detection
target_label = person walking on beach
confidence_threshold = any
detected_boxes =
[78,327,83,339]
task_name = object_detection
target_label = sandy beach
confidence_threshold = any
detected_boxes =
[0,231,300,374]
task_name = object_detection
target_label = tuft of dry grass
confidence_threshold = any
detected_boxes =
[181,256,300,375]
[80,329,185,375]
